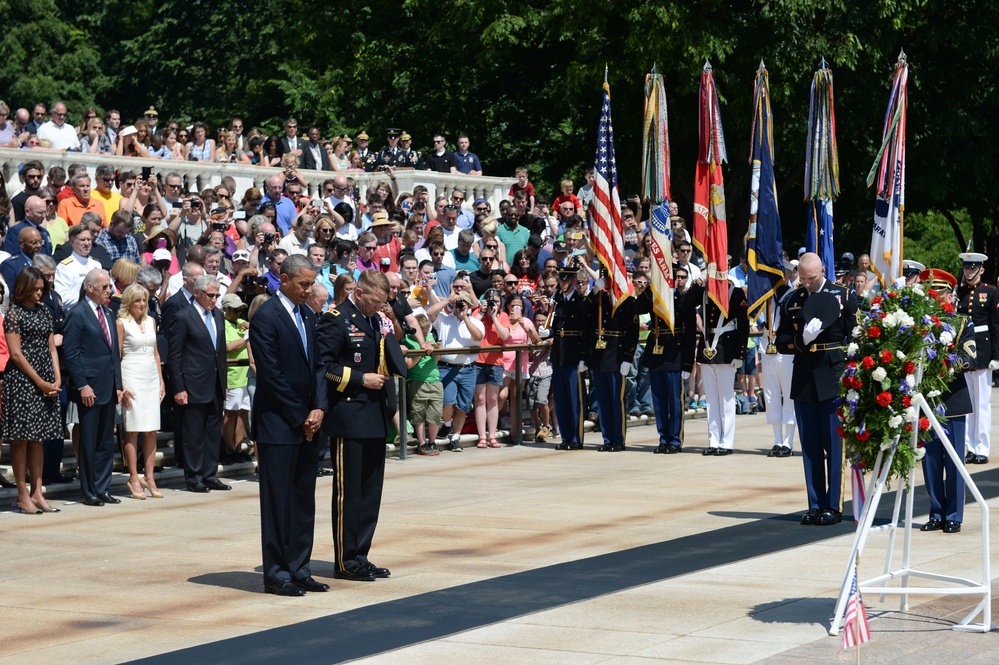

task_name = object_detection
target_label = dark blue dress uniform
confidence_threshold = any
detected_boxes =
[922,315,975,531]
[586,290,639,451]
[549,287,592,449]
[375,147,410,169]
[635,288,686,453]
[317,297,407,579]
[775,280,857,525]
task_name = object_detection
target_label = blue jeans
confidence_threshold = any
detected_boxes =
[440,363,477,413]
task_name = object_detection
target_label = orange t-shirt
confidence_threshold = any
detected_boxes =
[57,196,107,226]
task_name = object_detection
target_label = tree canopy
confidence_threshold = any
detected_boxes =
[3,0,995,273]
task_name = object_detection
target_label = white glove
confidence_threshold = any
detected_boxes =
[593,277,605,290]
[989,360,999,371]
[802,317,824,345]
[538,326,551,339]
[577,360,587,373]
[620,361,632,376]
[731,359,742,369]
[681,371,691,380]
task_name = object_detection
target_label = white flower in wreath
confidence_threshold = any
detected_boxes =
[888,415,904,428]
[913,285,925,296]
[853,326,863,338]
[872,367,887,381]
[883,311,898,328]
[915,447,927,461]
[893,276,907,288]
[905,406,917,420]
[897,311,914,328]
[940,331,954,345]
[927,390,941,398]
[847,342,859,356]
[905,374,916,387]
[896,350,907,360]
[846,389,860,403]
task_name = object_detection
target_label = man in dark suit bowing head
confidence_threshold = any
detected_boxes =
[317,268,407,582]
[63,269,123,506]
[168,274,228,493]
[249,254,329,596]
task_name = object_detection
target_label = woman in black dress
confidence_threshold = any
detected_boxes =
[3,268,63,513]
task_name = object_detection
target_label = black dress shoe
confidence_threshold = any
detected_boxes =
[605,444,625,452]
[204,478,232,490]
[973,454,989,465]
[98,492,122,504]
[766,445,781,457]
[714,448,733,456]
[333,566,375,582]
[187,482,211,493]
[920,519,944,531]
[81,495,105,507]
[817,508,843,525]
[665,444,682,454]
[295,576,330,592]
[774,446,792,458]
[965,451,976,463]
[654,443,669,454]
[363,562,391,578]
[597,444,613,452]
[943,520,962,533]
[43,473,76,485]
[702,448,717,456]
[800,509,819,525]
[265,580,306,597]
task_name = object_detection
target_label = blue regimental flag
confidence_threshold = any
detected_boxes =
[648,200,675,331]
[746,63,784,319]
[807,199,836,279]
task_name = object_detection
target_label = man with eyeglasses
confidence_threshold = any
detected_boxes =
[399,131,422,169]
[277,117,302,165]
[538,267,592,450]
[454,134,482,176]
[230,117,245,150]
[675,240,701,289]
[90,164,122,225]
[499,191,531,257]
[262,174,299,235]
[425,134,459,174]
[472,198,491,219]
[501,272,535,321]
[302,126,331,171]
[469,248,499,298]
[427,240,457,297]
[63,269,123,506]
[169,274,230,493]
[27,103,47,134]
[56,172,106,229]
[449,189,475,229]
[9,159,45,223]
[374,128,408,170]
[36,101,81,151]
[278,213,316,257]
[265,249,289,292]
[323,175,356,221]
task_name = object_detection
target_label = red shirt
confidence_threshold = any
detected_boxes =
[508,181,535,199]
[476,311,510,366]
[372,236,402,273]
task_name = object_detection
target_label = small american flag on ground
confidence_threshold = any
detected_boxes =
[841,563,872,650]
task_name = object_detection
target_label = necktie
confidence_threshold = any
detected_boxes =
[204,309,217,347]
[293,305,308,357]
[96,306,111,347]
[190,295,196,305]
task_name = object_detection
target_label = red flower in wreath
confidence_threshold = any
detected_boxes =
[876,391,893,407]
[904,423,913,432]
[904,361,916,374]
[861,356,875,369]
[857,430,871,441]
[869,326,882,338]
[850,377,864,389]
[872,296,883,305]
[942,302,956,315]
[880,349,894,364]
[902,396,912,407]
[919,417,931,431]
[836,426,846,438]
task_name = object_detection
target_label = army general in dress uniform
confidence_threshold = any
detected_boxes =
[317,269,406,582]
[538,267,592,450]
[585,281,639,452]
[682,278,749,456]
[775,252,858,526]
[634,279,687,454]
[955,251,999,464]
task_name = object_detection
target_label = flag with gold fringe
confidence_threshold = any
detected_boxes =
[804,60,839,279]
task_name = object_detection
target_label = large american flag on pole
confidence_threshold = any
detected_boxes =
[841,562,872,651]
[590,74,630,315]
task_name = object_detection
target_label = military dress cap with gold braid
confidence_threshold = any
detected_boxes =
[919,268,957,291]
[902,259,925,277]
[356,131,369,141]
[959,251,988,265]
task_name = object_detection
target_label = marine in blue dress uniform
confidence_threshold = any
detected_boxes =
[634,283,687,454]
[538,267,592,450]
[775,252,858,526]
[316,270,407,581]
[919,269,976,534]
[585,284,639,452]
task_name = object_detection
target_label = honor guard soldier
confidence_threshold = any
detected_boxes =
[538,267,592,450]
[759,262,796,457]
[316,270,407,582]
[355,131,375,170]
[375,128,410,170]
[585,274,640,452]
[919,268,976,534]
[682,277,749,456]
[634,271,687,454]
[902,259,925,286]
[775,252,857,526]
[399,132,423,169]
[956,251,999,464]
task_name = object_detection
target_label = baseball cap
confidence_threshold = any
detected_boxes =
[220,294,247,310]
[232,249,251,262]
[152,248,172,263]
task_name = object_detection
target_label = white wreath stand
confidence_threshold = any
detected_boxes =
[829,392,994,635]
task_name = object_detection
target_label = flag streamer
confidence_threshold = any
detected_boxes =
[804,62,839,278]
[590,77,630,315]
[692,61,730,318]
[746,61,785,319]
[869,52,908,287]
[642,64,671,204]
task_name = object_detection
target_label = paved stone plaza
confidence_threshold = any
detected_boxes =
[2,407,997,664]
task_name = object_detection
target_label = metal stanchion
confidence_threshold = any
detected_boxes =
[512,349,523,445]
[397,376,408,460]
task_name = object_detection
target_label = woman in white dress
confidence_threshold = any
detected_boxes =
[116,284,166,499]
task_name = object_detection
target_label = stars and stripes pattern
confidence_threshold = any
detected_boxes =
[868,51,908,287]
[590,78,630,315]
[841,563,872,650]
